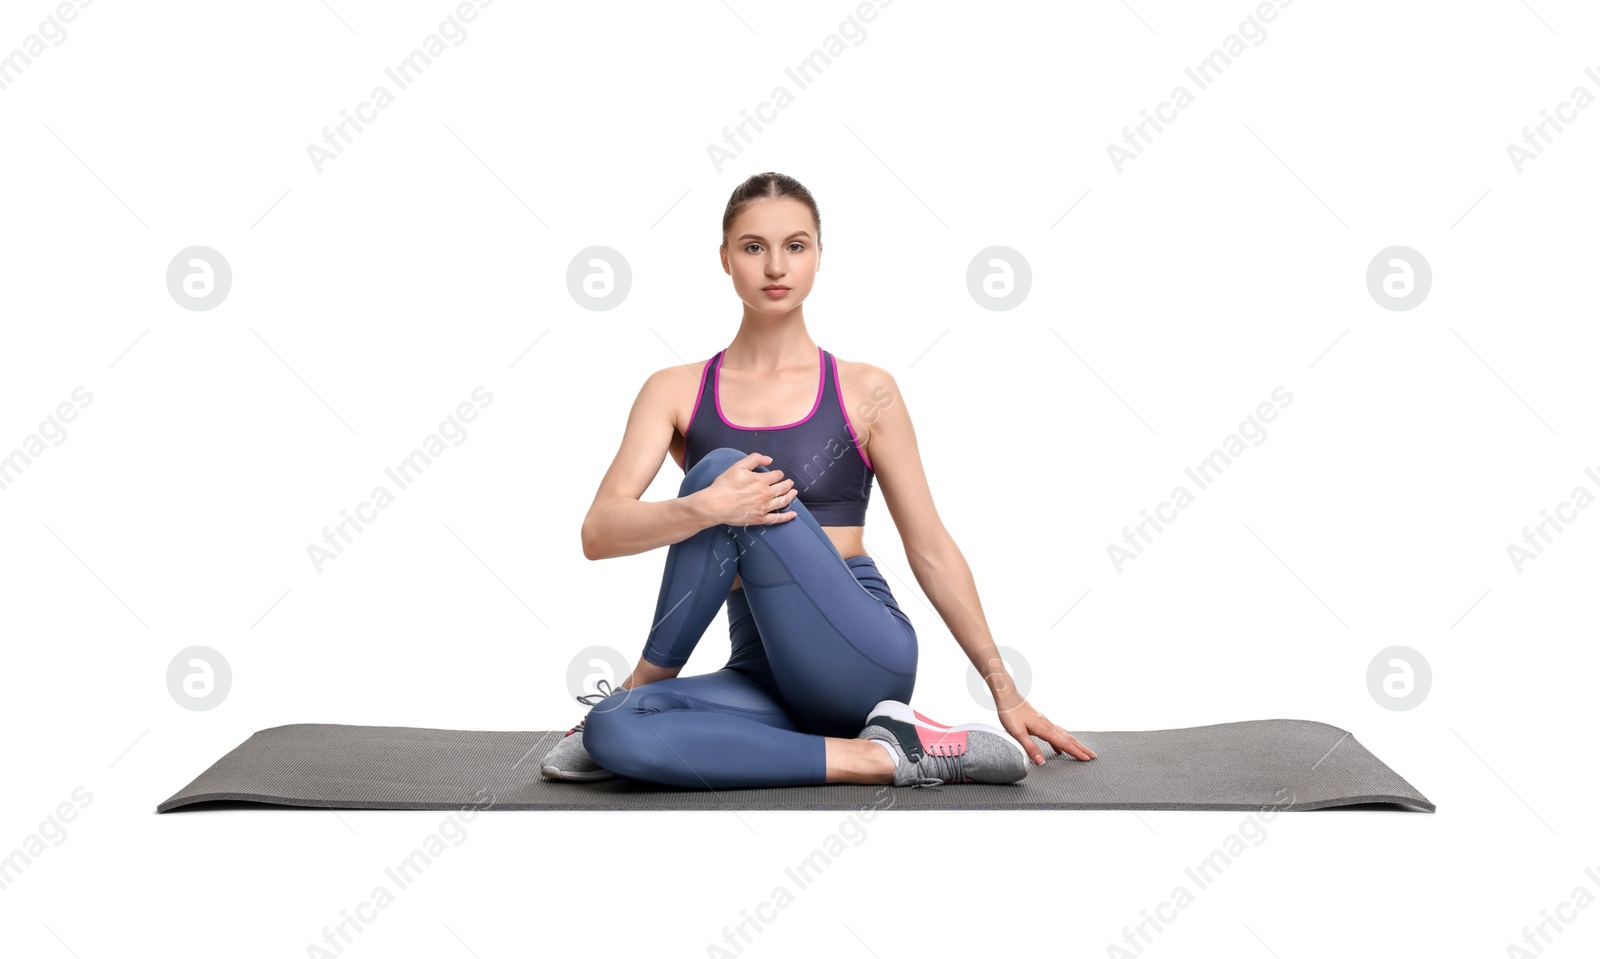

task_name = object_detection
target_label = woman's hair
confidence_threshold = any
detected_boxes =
[721,172,822,249]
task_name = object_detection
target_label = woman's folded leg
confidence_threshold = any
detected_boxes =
[580,667,826,789]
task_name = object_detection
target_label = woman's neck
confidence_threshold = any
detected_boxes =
[723,312,817,372]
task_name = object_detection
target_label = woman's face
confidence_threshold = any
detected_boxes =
[721,197,820,313]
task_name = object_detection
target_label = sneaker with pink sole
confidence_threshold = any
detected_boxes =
[857,700,1030,789]
[897,700,1062,758]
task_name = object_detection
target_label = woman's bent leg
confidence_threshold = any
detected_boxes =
[731,559,916,738]
[634,455,747,671]
[581,669,825,788]
[614,447,918,789]
[644,447,918,738]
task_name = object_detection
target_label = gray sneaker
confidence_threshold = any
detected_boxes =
[857,699,1029,789]
[540,679,627,782]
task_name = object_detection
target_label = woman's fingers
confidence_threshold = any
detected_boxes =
[1005,701,1099,763]
[762,488,797,521]
[1033,733,1093,762]
[1000,717,1047,766]
[729,451,770,476]
[1031,716,1096,762]
[751,489,789,523]
[1056,732,1095,761]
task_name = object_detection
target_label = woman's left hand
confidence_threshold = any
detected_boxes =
[992,690,1096,765]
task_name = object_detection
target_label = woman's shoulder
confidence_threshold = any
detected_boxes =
[636,357,718,433]
[830,354,898,396]
[641,355,716,393]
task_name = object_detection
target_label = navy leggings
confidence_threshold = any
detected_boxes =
[580,447,919,788]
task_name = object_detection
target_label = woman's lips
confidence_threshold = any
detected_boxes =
[762,287,790,297]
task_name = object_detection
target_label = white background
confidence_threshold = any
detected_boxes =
[2,0,1596,956]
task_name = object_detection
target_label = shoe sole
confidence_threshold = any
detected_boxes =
[865,700,1028,762]
[540,764,617,782]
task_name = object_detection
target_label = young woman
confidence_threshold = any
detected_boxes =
[541,172,1096,790]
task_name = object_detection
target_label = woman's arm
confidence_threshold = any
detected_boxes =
[862,365,1011,699]
[581,367,712,561]
[858,362,1096,764]
[580,365,798,690]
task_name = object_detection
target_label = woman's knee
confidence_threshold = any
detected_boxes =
[578,701,646,776]
[583,708,688,784]
[679,446,751,495]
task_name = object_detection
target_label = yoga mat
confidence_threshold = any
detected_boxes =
[157,718,1433,813]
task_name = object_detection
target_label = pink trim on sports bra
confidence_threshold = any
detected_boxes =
[713,346,825,431]
[831,352,873,471]
[685,354,714,435]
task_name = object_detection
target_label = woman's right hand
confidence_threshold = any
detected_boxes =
[694,452,799,527]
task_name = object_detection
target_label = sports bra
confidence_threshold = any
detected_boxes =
[682,346,875,526]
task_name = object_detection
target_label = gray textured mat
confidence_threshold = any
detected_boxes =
[156,718,1433,813]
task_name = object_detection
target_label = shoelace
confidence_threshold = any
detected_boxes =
[910,742,968,790]
[565,679,625,736]
[575,678,622,707]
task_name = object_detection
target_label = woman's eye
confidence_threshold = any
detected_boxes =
[745,244,762,254]
[789,243,805,252]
